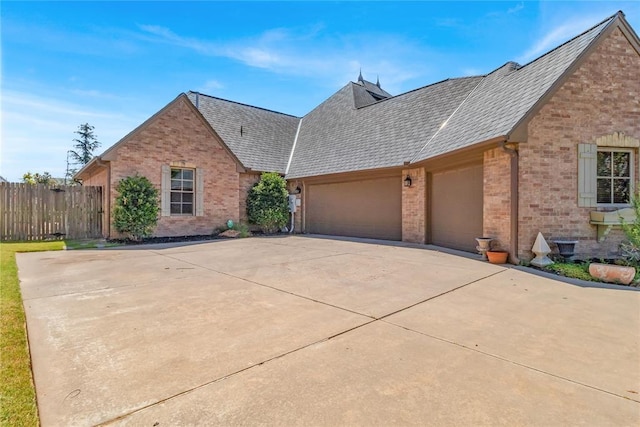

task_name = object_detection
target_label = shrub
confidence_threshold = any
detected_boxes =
[621,191,640,266]
[113,175,159,241]
[232,222,251,238]
[247,172,288,234]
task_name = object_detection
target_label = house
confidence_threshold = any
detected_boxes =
[76,11,640,262]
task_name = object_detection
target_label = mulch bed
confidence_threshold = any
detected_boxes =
[107,231,268,245]
[107,234,225,245]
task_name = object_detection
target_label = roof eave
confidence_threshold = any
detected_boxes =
[507,12,628,143]
[94,93,247,172]
[74,156,108,180]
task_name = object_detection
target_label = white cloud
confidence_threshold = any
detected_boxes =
[136,24,431,93]
[202,80,224,91]
[517,11,615,64]
[507,2,524,14]
[69,89,125,100]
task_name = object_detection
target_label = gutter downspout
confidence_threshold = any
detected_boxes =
[500,141,520,264]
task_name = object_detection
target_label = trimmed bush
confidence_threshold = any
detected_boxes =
[113,175,159,241]
[621,192,640,266]
[247,172,288,234]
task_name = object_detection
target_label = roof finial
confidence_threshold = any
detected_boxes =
[358,68,364,83]
[376,75,381,88]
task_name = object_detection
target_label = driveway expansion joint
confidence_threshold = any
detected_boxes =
[20,238,640,425]
[152,250,378,319]
[96,263,510,425]
[383,320,640,404]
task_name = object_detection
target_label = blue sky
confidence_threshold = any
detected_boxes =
[1,1,639,182]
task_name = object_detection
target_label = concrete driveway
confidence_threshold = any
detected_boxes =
[17,235,640,426]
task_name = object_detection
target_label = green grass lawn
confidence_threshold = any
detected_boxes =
[1,241,64,427]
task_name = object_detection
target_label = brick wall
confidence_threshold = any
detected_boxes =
[483,147,512,252]
[239,173,261,223]
[402,167,426,244]
[519,27,640,259]
[108,96,241,237]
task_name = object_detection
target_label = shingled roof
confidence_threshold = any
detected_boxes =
[286,76,483,178]
[285,11,622,178]
[78,12,632,183]
[186,92,300,173]
[411,12,619,163]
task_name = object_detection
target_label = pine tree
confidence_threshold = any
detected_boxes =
[70,123,100,166]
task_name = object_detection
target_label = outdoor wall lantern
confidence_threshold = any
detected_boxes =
[404,175,412,187]
[294,186,302,194]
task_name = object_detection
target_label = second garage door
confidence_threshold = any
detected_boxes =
[306,177,402,240]
[431,163,483,252]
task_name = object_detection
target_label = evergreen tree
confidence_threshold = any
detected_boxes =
[70,123,100,166]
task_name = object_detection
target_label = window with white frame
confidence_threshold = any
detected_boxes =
[596,148,632,205]
[170,168,194,215]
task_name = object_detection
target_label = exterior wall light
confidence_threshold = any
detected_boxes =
[404,175,412,187]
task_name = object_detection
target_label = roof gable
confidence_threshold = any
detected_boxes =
[75,94,246,179]
[187,92,300,173]
[79,11,637,182]
[411,12,619,163]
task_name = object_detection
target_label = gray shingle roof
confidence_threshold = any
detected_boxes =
[412,14,616,163]
[184,12,619,179]
[186,92,300,173]
[286,77,483,178]
[357,78,392,99]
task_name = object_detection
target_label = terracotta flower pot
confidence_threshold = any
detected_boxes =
[487,251,508,264]
[588,263,636,285]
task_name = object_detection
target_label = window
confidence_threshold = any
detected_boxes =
[596,149,632,205]
[161,165,203,217]
[578,143,636,208]
[170,168,194,215]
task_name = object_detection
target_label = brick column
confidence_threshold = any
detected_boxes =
[402,167,426,244]
[483,148,512,252]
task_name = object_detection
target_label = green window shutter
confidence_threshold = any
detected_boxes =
[195,168,204,217]
[578,143,597,207]
[161,165,171,216]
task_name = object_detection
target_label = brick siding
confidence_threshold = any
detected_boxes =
[108,97,241,237]
[483,147,513,252]
[402,167,426,244]
[239,173,261,224]
[519,27,640,260]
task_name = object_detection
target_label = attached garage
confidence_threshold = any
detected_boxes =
[306,176,402,240]
[431,163,483,252]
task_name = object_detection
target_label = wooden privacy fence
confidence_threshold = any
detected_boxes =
[0,183,103,241]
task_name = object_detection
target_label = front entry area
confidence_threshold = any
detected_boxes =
[306,176,402,240]
[431,163,483,252]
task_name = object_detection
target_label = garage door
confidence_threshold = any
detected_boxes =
[306,177,402,240]
[431,163,483,252]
